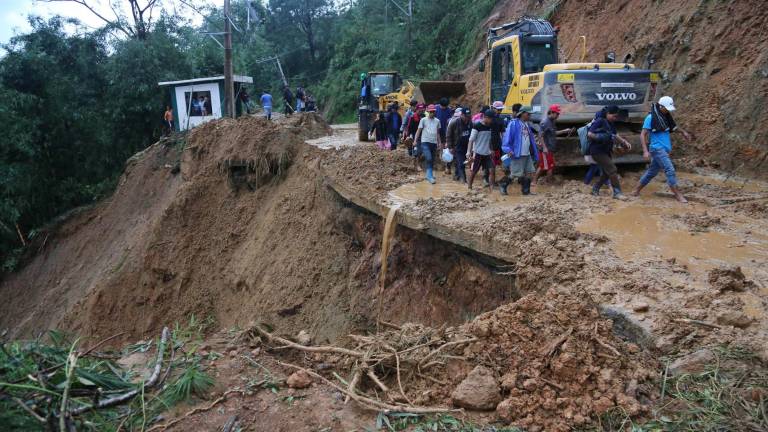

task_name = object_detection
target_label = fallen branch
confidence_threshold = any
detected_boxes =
[145,389,244,432]
[80,331,127,357]
[419,338,478,366]
[254,325,363,357]
[71,327,170,416]
[366,369,390,393]
[672,318,721,329]
[278,361,460,414]
[344,368,362,404]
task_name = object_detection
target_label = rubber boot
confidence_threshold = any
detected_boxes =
[426,167,436,184]
[612,186,628,201]
[500,183,508,195]
[521,177,532,195]
[592,183,602,196]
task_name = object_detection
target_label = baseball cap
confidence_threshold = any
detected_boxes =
[483,109,496,118]
[461,107,471,115]
[516,106,532,117]
[658,96,676,111]
[426,104,436,112]
[605,105,620,114]
[492,101,505,110]
[548,104,562,114]
[453,108,462,117]
[416,103,426,110]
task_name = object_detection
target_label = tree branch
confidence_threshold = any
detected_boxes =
[41,0,134,38]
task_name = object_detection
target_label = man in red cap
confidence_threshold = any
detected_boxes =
[533,104,573,185]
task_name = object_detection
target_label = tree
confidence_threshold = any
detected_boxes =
[267,0,334,62]
[41,0,161,40]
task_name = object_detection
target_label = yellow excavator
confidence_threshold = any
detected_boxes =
[357,72,465,141]
[480,17,661,166]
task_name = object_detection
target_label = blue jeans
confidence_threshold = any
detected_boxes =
[421,142,437,170]
[387,133,398,150]
[640,148,677,187]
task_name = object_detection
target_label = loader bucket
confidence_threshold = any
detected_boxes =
[416,81,466,105]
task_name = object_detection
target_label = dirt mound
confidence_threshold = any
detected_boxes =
[321,146,419,197]
[400,190,489,220]
[257,291,658,431]
[0,114,518,344]
[461,292,658,431]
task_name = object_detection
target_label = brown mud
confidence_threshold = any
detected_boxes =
[2,114,767,429]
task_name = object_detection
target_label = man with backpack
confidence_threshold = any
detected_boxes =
[467,109,498,192]
[435,98,453,175]
[631,96,693,203]
[283,85,294,116]
[587,105,631,200]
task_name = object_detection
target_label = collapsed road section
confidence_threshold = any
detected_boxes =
[1,116,766,430]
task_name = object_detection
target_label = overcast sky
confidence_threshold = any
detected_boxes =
[0,0,206,45]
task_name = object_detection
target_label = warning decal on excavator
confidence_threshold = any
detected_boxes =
[650,73,661,82]
[557,73,575,83]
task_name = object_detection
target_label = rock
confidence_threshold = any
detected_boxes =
[228,349,238,358]
[708,266,752,292]
[286,370,312,389]
[250,347,261,357]
[668,348,716,376]
[450,366,501,411]
[632,302,649,312]
[296,330,312,346]
[716,311,753,328]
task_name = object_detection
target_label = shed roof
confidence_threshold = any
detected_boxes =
[158,75,253,86]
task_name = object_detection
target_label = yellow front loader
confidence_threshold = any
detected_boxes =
[357,71,465,141]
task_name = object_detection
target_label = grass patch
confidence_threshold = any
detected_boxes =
[368,413,523,432]
[584,345,768,431]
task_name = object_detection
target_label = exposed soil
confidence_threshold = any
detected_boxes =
[459,0,768,179]
[2,112,767,430]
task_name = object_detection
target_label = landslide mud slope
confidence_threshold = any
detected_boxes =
[462,0,768,177]
[0,115,514,343]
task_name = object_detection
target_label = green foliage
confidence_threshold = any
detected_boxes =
[371,413,523,432]
[0,316,215,431]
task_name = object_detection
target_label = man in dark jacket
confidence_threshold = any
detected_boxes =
[588,105,631,200]
[283,85,294,116]
[447,107,472,183]
[385,104,402,151]
[435,97,453,174]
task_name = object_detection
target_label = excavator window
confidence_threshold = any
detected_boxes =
[521,41,557,74]
[491,44,514,103]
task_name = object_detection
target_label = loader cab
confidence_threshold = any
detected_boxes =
[368,72,402,97]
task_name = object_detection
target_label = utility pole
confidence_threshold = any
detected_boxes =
[274,57,289,88]
[223,0,235,118]
[388,0,414,75]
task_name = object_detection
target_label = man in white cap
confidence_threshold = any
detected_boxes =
[631,96,693,203]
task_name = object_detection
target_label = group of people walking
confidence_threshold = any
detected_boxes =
[369,95,692,202]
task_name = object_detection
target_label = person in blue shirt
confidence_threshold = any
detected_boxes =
[260,90,273,120]
[631,96,693,203]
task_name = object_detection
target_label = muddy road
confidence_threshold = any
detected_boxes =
[313,125,768,360]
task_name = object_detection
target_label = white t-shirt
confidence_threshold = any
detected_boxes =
[520,122,532,157]
[418,117,441,144]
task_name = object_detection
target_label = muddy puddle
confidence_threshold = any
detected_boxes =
[388,173,557,206]
[578,202,768,270]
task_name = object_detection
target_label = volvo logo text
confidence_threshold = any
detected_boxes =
[595,93,637,101]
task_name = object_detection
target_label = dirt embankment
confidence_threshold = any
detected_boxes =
[0,115,515,344]
[461,0,768,178]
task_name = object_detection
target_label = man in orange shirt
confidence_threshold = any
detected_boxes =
[163,106,174,135]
